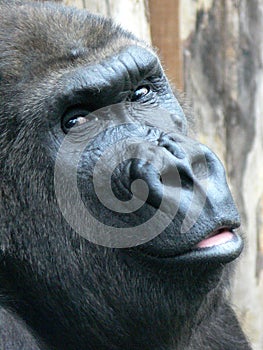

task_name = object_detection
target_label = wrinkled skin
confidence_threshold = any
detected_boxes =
[0,1,251,350]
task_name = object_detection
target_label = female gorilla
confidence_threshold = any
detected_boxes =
[0,1,251,349]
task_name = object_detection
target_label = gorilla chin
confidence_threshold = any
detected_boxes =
[0,1,251,349]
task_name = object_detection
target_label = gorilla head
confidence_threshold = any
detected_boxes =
[0,1,251,349]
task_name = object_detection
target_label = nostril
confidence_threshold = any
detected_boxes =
[160,166,181,188]
[191,157,209,180]
[129,159,163,209]
[191,149,217,180]
[130,178,149,201]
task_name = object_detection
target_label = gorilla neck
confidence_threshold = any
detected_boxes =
[1,248,227,350]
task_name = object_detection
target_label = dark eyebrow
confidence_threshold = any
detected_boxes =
[51,46,163,111]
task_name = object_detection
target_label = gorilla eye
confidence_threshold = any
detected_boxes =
[131,86,150,102]
[62,108,91,133]
[65,116,87,128]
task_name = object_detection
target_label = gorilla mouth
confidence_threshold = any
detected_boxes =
[135,227,243,265]
[195,228,236,249]
[176,227,244,264]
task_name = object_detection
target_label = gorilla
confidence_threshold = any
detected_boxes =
[0,1,252,349]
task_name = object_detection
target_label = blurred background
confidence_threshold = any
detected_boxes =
[59,1,263,348]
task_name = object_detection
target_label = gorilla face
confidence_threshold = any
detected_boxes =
[0,2,247,350]
[51,43,242,260]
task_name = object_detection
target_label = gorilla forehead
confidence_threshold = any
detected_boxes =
[0,1,139,79]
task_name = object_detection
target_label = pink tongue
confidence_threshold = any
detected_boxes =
[196,231,234,248]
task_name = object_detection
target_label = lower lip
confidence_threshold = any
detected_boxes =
[125,230,243,266]
[137,231,244,265]
[175,231,243,264]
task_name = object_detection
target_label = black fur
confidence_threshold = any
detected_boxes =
[0,1,251,349]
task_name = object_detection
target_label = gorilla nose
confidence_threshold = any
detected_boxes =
[124,133,212,210]
[109,130,239,237]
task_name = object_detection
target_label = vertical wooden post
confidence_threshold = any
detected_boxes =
[148,0,183,90]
